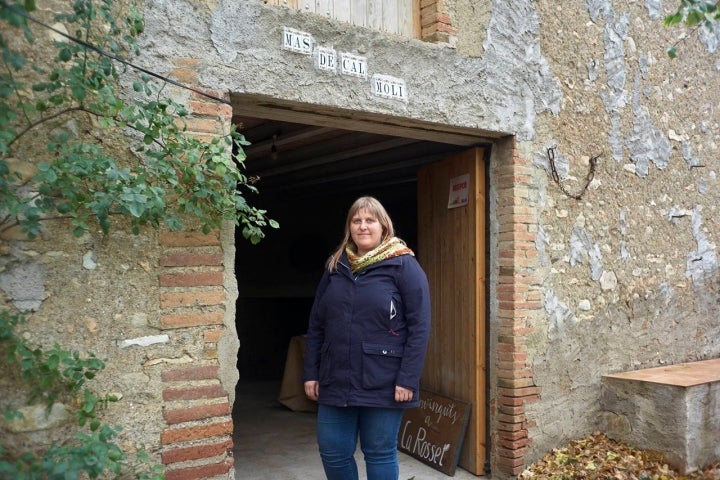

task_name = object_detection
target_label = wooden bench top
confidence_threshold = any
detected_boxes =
[604,358,720,387]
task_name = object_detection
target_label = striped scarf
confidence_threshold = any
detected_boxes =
[346,237,414,274]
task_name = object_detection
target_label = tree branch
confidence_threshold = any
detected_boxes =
[9,106,89,150]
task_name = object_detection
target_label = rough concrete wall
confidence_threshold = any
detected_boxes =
[137,0,561,141]
[600,379,689,468]
[135,0,720,474]
[601,378,720,474]
[0,2,239,475]
[524,0,720,466]
[695,382,720,471]
[5,0,718,477]
[0,220,166,456]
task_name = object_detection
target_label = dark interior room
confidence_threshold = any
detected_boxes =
[232,114,465,382]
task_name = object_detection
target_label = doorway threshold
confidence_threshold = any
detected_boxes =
[233,380,485,479]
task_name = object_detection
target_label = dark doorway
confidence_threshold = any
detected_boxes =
[234,180,419,382]
[232,113,473,382]
[229,104,493,479]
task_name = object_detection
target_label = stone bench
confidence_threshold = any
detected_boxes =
[600,358,720,474]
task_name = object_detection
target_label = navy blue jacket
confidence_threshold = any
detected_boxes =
[303,252,430,408]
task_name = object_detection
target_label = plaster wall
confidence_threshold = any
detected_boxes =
[0,1,176,463]
[522,0,720,468]
[0,220,167,454]
[166,0,719,472]
[0,4,239,475]
[140,0,559,140]
[2,0,719,478]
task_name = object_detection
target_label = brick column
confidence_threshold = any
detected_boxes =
[420,0,458,44]
[158,231,234,480]
[492,142,542,477]
[156,58,237,480]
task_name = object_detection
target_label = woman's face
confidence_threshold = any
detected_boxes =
[350,208,383,256]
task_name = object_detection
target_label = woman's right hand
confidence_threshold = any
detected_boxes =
[304,380,319,401]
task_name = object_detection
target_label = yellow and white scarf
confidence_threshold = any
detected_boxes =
[346,237,414,274]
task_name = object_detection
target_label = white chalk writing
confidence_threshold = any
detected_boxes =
[419,397,459,425]
[399,421,451,467]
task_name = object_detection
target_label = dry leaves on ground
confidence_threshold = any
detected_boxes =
[519,432,720,480]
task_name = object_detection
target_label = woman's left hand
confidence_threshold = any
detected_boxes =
[395,386,414,402]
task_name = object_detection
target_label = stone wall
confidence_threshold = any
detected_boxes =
[1,0,719,478]
[0,3,240,476]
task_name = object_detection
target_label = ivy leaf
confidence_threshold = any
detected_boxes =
[58,48,72,62]
[663,11,683,26]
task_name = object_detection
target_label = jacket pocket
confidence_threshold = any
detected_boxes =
[361,342,403,390]
[319,342,334,386]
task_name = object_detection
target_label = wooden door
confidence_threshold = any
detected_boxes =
[417,148,486,474]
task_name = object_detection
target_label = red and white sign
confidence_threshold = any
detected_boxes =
[447,174,469,209]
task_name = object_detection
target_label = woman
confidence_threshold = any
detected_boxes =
[303,196,431,480]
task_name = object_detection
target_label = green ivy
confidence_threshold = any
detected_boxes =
[0,1,272,476]
[664,0,720,57]
[0,309,164,479]
[0,0,278,242]
[0,426,164,480]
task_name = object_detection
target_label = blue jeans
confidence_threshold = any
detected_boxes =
[316,404,404,480]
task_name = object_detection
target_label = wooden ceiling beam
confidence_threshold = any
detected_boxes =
[231,94,502,146]
[242,125,337,156]
[254,137,419,178]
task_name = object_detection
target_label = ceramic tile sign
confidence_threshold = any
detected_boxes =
[398,389,471,476]
[339,52,367,78]
[371,74,407,102]
[281,27,409,102]
[282,27,313,55]
[315,46,337,72]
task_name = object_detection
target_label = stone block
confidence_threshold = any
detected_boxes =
[600,358,720,474]
[0,402,72,433]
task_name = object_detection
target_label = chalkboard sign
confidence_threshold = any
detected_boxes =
[397,389,471,476]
